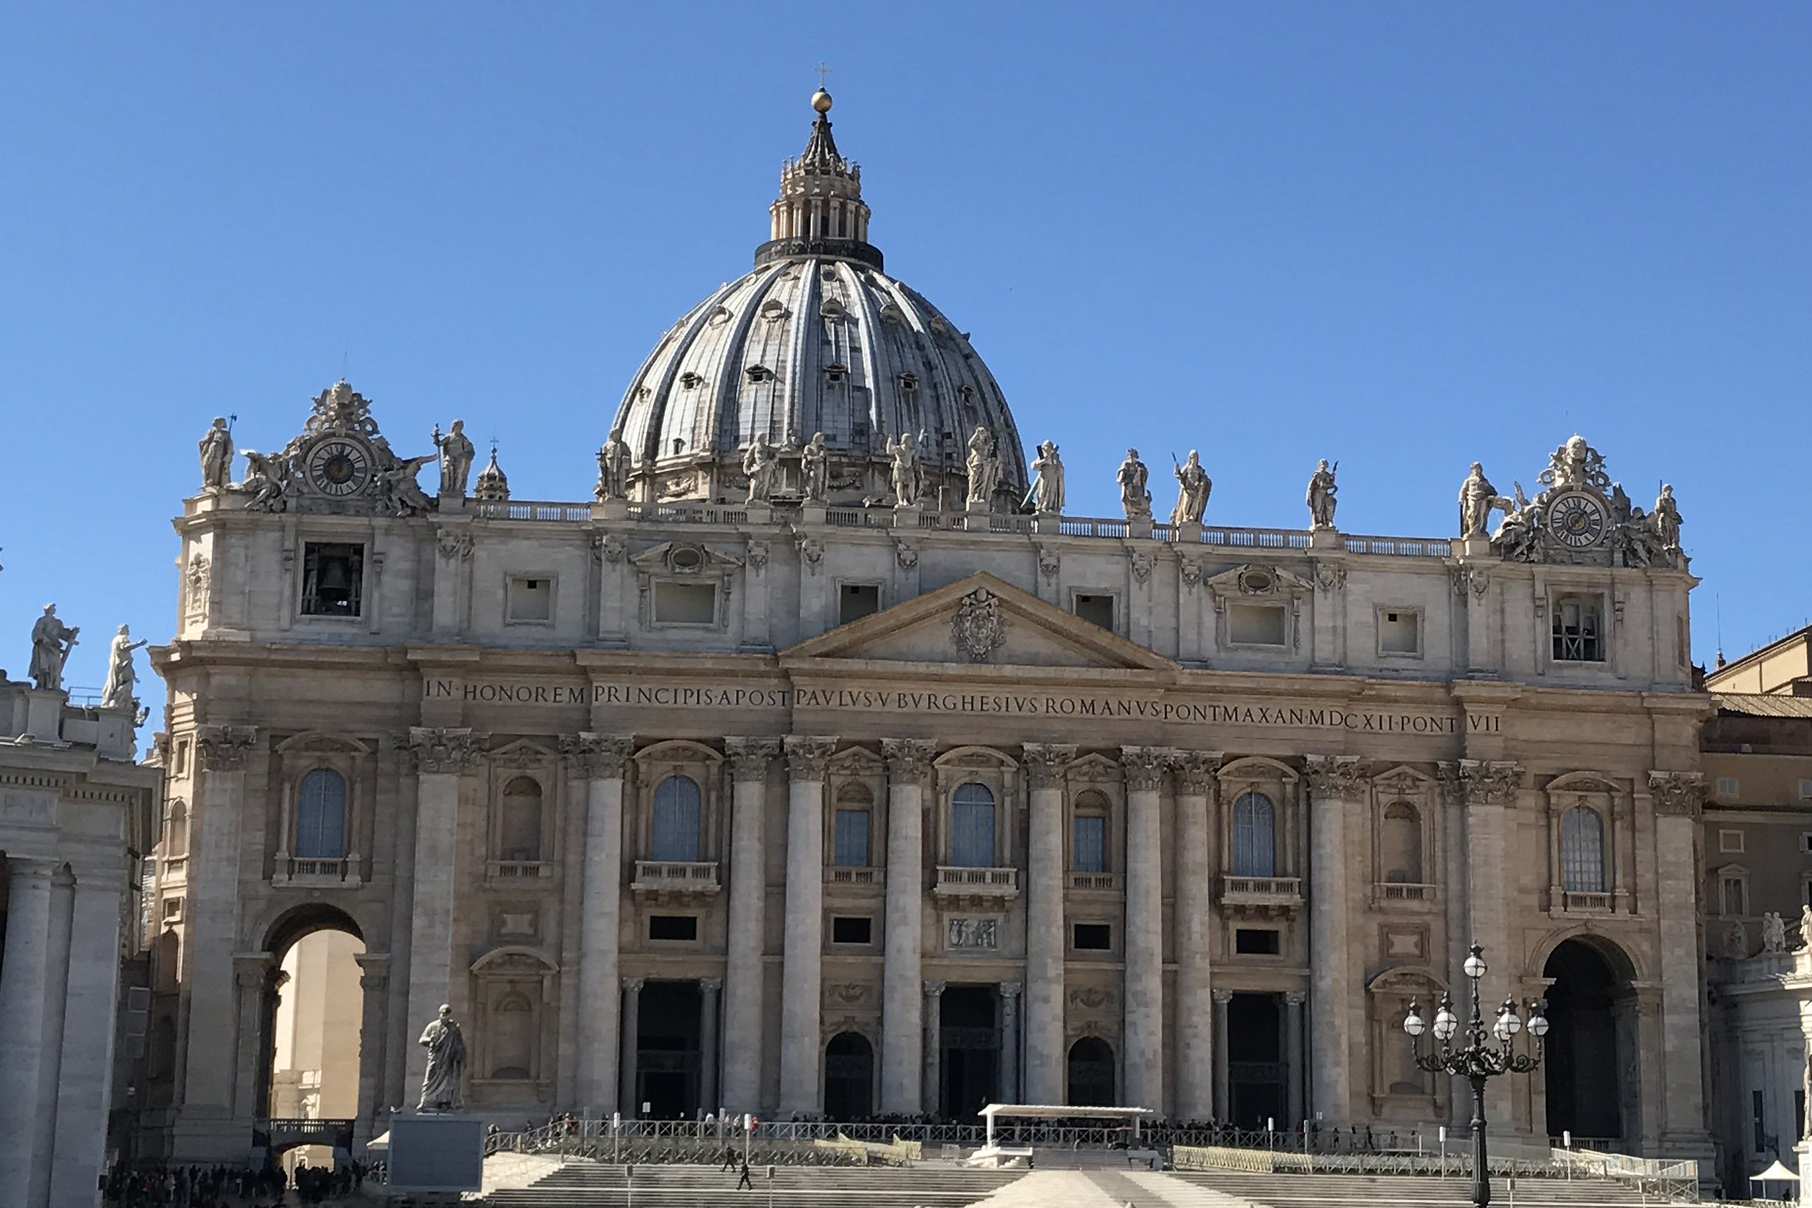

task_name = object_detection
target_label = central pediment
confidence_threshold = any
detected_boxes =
[781,573,1176,672]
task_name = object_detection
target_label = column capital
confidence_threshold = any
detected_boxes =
[999,981,1023,1000]
[623,976,646,993]
[1171,751,1223,796]
[1119,745,1169,792]
[1442,758,1523,807]
[881,737,936,783]
[784,735,838,781]
[232,951,275,989]
[700,977,723,994]
[406,726,485,774]
[1648,770,1705,819]
[197,724,259,771]
[1284,990,1307,1006]
[725,737,782,781]
[354,951,391,991]
[2,856,56,889]
[1303,754,1369,800]
[561,733,634,779]
[1211,988,1234,1005]
[923,980,946,999]
[1021,743,1077,788]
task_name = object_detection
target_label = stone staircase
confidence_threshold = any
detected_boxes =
[1170,1169,1681,1207]
[484,1158,1025,1207]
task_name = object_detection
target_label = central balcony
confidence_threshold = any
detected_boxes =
[1218,874,1304,917]
[933,865,1019,905]
[631,860,720,903]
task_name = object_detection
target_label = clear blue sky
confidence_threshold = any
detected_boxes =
[3,3,1807,713]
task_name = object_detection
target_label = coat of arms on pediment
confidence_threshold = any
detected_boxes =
[950,588,1007,663]
[1203,563,1312,599]
[628,541,745,576]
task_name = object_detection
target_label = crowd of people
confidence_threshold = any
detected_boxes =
[102,1158,369,1207]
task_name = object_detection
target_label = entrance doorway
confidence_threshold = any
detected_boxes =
[636,981,702,1119]
[1067,1037,1116,1106]
[262,906,365,1174]
[940,985,999,1120]
[1543,939,1626,1141]
[1228,992,1285,1129]
[824,1032,874,1119]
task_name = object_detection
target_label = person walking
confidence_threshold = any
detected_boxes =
[736,1159,755,1191]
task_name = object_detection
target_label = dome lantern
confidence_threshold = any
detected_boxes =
[757,89,881,271]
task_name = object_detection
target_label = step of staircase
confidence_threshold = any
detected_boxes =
[1172,1169,1671,1208]
[484,1159,1025,1208]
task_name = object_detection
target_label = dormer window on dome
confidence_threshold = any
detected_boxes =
[824,364,848,384]
[898,372,919,392]
[679,372,703,389]
[746,365,774,384]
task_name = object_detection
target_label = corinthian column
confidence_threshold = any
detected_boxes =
[562,732,634,1112]
[1022,743,1075,1105]
[722,737,779,1113]
[1121,746,1168,1113]
[779,735,837,1116]
[1172,751,1220,1120]
[1304,754,1367,1124]
[880,737,934,1114]
[404,726,482,1102]
[1456,759,1521,1129]
[0,858,55,1197]
[1649,771,1709,1147]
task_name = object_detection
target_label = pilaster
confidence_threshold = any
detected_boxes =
[880,737,934,1114]
[1022,742,1075,1105]
[1304,754,1367,1124]
[562,732,634,1113]
[779,735,837,1115]
[722,737,780,1114]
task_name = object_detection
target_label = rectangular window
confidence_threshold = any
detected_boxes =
[648,915,698,941]
[299,542,363,617]
[653,580,717,625]
[1719,829,1745,854]
[162,897,183,920]
[1802,833,1812,855]
[831,916,873,945]
[506,576,554,623]
[838,583,881,625]
[1799,1091,1807,1142]
[1229,604,1287,646]
[1073,593,1115,631]
[1551,594,1604,662]
[950,788,997,868]
[1717,777,1740,799]
[833,808,871,868]
[1072,815,1107,874]
[1754,1089,1767,1153]
[1800,780,1812,801]
[1235,928,1281,955]
[1072,923,1111,950]
[1722,876,1748,918]
[1378,608,1421,656]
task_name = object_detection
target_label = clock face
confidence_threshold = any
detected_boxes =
[306,438,372,497]
[1546,489,1609,549]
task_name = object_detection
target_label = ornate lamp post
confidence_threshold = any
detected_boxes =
[1403,943,1548,1208]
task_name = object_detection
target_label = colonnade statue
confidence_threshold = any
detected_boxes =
[102,624,148,710]
[1171,450,1210,525]
[432,420,476,497]
[29,604,78,693]
[199,417,234,493]
[1306,459,1338,529]
[1116,449,1151,520]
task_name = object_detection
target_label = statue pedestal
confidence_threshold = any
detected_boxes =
[800,502,828,526]
[386,1113,485,1196]
[1309,527,1341,550]
[591,499,629,522]
[1175,522,1203,544]
[743,502,773,524]
[437,493,466,514]
[894,504,921,529]
[1033,513,1063,535]
[22,688,66,743]
[1457,535,1493,557]
[1128,517,1154,540]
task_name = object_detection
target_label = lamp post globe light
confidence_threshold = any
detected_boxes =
[1403,943,1548,1208]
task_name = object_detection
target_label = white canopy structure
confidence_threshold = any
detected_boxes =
[978,1103,1154,1148]
[1751,1158,1799,1184]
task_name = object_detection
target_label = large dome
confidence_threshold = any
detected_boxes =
[611,92,1028,508]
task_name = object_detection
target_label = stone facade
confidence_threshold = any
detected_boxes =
[0,679,159,1207]
[139,90,1713,1166]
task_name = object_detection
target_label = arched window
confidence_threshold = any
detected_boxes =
[1232,791,1276,877]
[499,776,543,862]
[1067,1037,1116,1106]
[1381,801,1422,883]
[1561,807,1606,892]
[165,800,189,859]
[652,775,703,863]
[295,770,347,860]
[489,992,535,1080]
[1072,790,1109,874]
[950,782,997,868]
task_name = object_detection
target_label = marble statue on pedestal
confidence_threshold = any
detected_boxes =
[28,605,78,693]
[102,625,148,710]
[888,431,924,507]
[801,432,829,502]
[966,426,1002,506]
[1651,485,1682,550]
[742,434,778,503]
[1458,463,1501,538]
[1306,460,1338,529]
[417,1004,469,1113]
[1764,911,1788,954]
[199,418,234,493]
[432,420,476,497]
[596,427,632,502]
[1116,449,1151,520]
[1171,450,1210,525]
[1027,440,1065,514]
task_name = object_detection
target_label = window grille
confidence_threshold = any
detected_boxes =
[1232,791,1277,877]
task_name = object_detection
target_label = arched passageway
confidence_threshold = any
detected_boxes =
[824,1031,874,1119]
[1067,1037,1116,1106]
[261,906,366,1171]
[1542,938,1629,1142]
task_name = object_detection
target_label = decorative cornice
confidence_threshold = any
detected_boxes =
[1120,745,1169,792]
[1648,770,1705,819]
[1303,754,1369,800]
[407,726,483,775]
[1457,759,1523,807]
[724,737,782,782]
[881,737,936,784]
[560,733,634,779]
[784,735,838,782]
[197,725,258,772]
[1171,751,1223,796]
[1022,743,1078,789]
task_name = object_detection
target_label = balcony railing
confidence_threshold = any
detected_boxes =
[1374,881,1438,903]
[631,860,720,899]
[274,856,359,887]
[1068,871,1121,891]
[486,860,556,883]
[825,866,882,886]
[933,865,1019,901]
[1219,874,1304,915]
[1561,890,1615,913]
